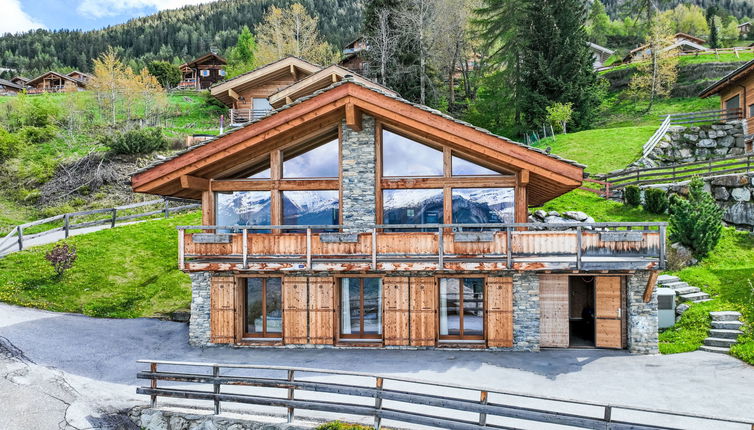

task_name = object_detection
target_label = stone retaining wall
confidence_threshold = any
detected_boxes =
[642,121,748,167]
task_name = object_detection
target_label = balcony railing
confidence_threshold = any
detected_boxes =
[229,108,273,125]
[177,222,667,272]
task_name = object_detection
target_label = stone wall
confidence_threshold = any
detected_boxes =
[626,272,658,354]
[130,407,312,430]
[340,115,377,231]
[513,272,540,351]
[188,272,211,347]
[643,121,748,167]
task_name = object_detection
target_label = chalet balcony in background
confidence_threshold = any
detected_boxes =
[177,222,667,273]
[229,108,273,125]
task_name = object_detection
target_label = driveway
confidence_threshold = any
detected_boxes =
[1,302,753,429]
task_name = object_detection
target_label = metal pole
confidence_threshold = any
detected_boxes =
[287,370,295,423]
[213,365,220,415]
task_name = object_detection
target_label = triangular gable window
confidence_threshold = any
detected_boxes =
[283,138,339,178]
[451,154,506,176]
[382,129,443,177]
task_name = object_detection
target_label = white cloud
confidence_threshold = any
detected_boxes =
[77,0,219,18]
[0,0,45,34]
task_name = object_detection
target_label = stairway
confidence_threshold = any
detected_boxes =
[656,275,711,303]
[700,311,744,354]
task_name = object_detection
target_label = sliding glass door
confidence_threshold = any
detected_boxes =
[245,278,282,338]
[340,278,383,339]
[439,278,484,340]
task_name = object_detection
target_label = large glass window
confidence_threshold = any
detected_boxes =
[245,278,282,338]
[253,97,272,112]
[382,189,443,231]
[452,188,515,225]
[452,155,504,176]
[439,278,484,340]
[215,191,271,232]
[283,190,339,229]
[340,278,383,339]
[382,130,443,177]
[283,139,339,178]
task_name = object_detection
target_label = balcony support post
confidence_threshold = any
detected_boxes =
[506,227,512,269]
[178,229,185,270]
[371,228,377,270]
[306,228,312,270]
[659,225,666,270]
[437,227,444,270]
[242,228,248,269]
[576,226,582,271]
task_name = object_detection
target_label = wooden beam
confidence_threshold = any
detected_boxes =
[345,103,362,131]
[643,271,659,303]
[180,175,210,191]
[290,64,297,80]
[332,73,338,83]
[228,88,239,100]
[211,179,339,191]
[381,176,516,189]
[518,169,530,185]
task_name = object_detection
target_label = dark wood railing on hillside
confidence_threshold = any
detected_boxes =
[0,198,199,254]
[665,108,742,126]
[136,360,754,430]
[177,222,666,272]
[597,154,754,191]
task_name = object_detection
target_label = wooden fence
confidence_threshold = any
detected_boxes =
[597,153,754,190]
[0,198,199,254]
[642,115,672,159]
[136,360,754,430]
[665,108,742,126]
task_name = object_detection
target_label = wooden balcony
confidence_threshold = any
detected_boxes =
[177,222,666,273]
[229,108,273,125]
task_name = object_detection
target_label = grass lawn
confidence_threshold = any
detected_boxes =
[164,92,224,137]
[601,52,754,74]
[533,126,656,174]
[596,95,720,129]
[533,189,669,223]
[0,211,199,318]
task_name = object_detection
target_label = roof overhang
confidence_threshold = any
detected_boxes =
[133,82,584,204]
[27,71,84,86]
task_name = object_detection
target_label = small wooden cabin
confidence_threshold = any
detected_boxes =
[624,33,707,63]
[340,37,368,75]
[67,71,92,83]
[700,59,754,133]
[738,22,751,36]
[133,74,663,354]
[26,71,86,94]
[587,42,614,69]
[210,56,321,125]
[0,79,23,95]
[10,76,29,87]
[179,53,227,90]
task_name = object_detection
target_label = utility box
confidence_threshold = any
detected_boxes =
[657,288,676,329]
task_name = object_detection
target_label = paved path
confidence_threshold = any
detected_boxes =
[1,302,753,429]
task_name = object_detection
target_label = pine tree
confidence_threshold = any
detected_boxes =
[669,177,723,259]
[226,25,257,77]
[707,6,720,48]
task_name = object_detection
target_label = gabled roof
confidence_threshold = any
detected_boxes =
[587,42,614,56]
[628,33,707,57]
[268,65,396,108]
[181,52,227,69]
[738,21,751,28]
[10,76,29,84]
[210,56,322,107]
[133,79,584,204]
[26,71,86,87]
[699,58,754,98]
[67,70,92,79]
[674,32,706,45]
[0,79,22,90]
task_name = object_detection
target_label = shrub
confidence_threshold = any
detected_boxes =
[17,125,57,144]
[316,422,371,430]
[103,128,167,155]
[669,177,723,259]
[45,243,77,277]
[624,185,641,207]
[643,188,669,214]
[0,127,19,160]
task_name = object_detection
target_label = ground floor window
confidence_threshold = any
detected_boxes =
[439,278,484,340]
[340,278,382,339]
[245,277,282,338]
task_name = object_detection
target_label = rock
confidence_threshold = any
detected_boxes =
[711,174,749,187]
[697,138,715,147]
[683,133,698,142]
[544,216,566,223]
[735,137,745,148]
[678,148,692,158]
[547,211,560,217]
[676,303,690,316]
[730,147,745,155]
[563,211,589,221]
[671,242,698,266]
[717,135,735,147]
[171,310,191,323]
[723,202,754,226]
[712,186,730,201]
[534,209,547,221]
[714,147,729,156]
[731,188,751,202]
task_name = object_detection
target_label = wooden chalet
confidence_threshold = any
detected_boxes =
[624,33,707,63]
[10,76,29,87]
[210,56,321,125]
[179,52,227,90]
[340,37,368,75]
[26,71,86,94]
[67,71,93,83]
[700,58,754,131]
[0,78,23,95]
[133,73,664,353]
[587,42,614,69]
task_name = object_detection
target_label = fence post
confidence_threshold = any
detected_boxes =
[213,365,220,415]
[163,200,170,218]
[17,226,23,251]
[150,362,157,408]
[287,369,295,423]
[479,390,488,426]
[604,405,612,423]
[64,214,70,238]
[374,377,384,430]
[111,208,117,228]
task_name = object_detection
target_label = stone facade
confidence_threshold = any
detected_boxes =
[130,407,312,430]
[626,271,659,354]
[189,272,211,347]
[512,272,540,351]
[642,121,748,168]
[340,115,377,231]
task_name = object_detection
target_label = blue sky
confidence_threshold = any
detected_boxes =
[1,0,219,34]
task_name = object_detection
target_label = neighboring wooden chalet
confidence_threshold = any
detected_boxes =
[26,71,86,94]
[700,58,754,131]
[67,71,93,83]
[210,56,321,125]
[133,72,663,353]
[179,52,227,90]
[587,42,614,69]
[0,78,23,95]
[340,37,368,75]
[739,22,751,36]
[10,76,29,87]
[624,33,707,63]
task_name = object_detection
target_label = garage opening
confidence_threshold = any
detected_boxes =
[569,276,595,347]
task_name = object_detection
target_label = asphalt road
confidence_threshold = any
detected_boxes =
[1,302,753,429]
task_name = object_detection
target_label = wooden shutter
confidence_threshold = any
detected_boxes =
[539,275,569,348]
[210,276,236,344]
[410,277,437,346]
[486,277,513,347]
[309,277,335,345]
[595,276,623,349]
[383,277,410,346]
[283,277,308,345]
